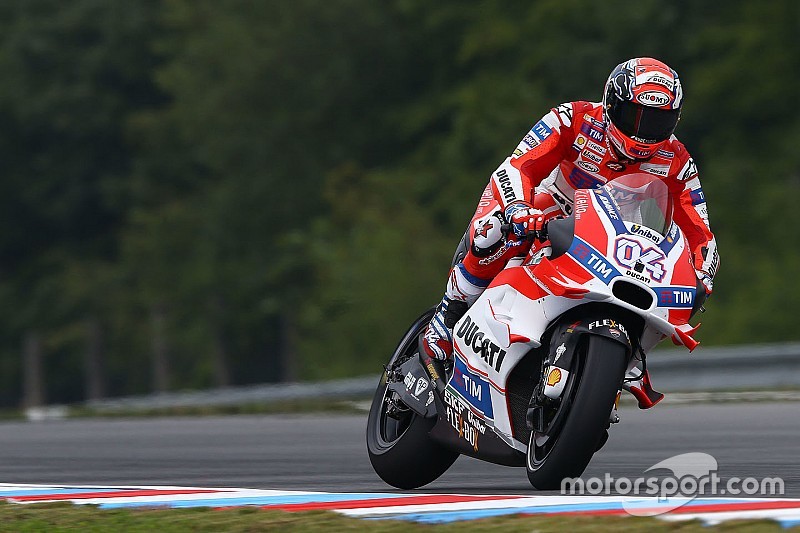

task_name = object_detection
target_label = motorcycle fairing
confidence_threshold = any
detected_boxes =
[428,388,526,466]
[440,181,701,457]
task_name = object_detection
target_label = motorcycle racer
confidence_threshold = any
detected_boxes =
[421,57,720,363]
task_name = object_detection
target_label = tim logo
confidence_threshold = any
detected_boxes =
[614,237,666,282]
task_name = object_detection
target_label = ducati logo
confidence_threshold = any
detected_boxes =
[606,161,625,172]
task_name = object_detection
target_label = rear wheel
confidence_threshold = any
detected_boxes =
[526,335,627,489]
[366,309,459,489]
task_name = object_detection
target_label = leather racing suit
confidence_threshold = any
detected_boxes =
[420,101,719,409]
[464,100,718,284]
[422,100,720,371]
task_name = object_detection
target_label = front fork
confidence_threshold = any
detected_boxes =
[526,329,664,435]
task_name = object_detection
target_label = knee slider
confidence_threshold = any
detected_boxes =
[470,212,506,258]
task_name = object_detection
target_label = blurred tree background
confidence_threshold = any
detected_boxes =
[0,0,796,405]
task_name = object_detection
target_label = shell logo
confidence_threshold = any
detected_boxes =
[547,368,562,387]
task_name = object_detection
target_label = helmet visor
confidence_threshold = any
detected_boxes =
[608,98,680,144]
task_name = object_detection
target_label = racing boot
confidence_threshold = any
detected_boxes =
[420,263,489,362]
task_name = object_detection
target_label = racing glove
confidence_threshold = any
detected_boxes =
[696,271,713,296]
[503,201,545,240]
[693,243,719,297]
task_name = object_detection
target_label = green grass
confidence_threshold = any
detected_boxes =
[0,502,793,532]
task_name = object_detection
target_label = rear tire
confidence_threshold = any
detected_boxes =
[526,335,627,489]
[366,309,459,489]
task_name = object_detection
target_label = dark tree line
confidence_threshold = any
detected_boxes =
[0,0,797,405]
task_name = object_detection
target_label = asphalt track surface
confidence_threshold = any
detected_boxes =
[0,401,796,497]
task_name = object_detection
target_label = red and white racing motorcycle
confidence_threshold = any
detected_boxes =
[367,173,706,489]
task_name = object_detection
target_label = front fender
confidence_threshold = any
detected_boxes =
[539,309,634,400]
[546,310,635,374]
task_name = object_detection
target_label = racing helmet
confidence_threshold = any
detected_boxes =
[603,58,683,160]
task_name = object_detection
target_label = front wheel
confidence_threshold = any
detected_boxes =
[526,335,627,489]
[366,309,459,489]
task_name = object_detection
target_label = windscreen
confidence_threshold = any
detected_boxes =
[604,173,673,236]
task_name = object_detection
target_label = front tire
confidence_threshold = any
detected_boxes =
[366,309,459,489]
[526,335,627,489]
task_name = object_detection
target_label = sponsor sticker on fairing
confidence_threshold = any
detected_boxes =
[543,365,569,399]
[450,356,493,418]
[568,237,622,284]
[654,286,695,308]
[614,237,667,282]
